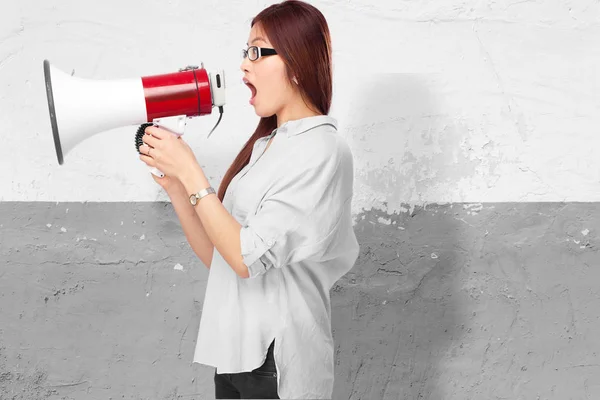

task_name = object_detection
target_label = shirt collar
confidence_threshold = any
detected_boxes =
[271,115,338,138]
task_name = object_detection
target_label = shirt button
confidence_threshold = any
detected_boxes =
[268,240,274,246]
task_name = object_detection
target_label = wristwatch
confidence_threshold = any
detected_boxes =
[189,186,216,206]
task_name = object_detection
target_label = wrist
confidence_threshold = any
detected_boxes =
[165,178,186,196]
[180,163,210,195]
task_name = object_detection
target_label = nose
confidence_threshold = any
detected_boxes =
[240,53,251,73]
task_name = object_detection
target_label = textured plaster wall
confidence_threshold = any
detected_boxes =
[1,0,600,399]
[0,0,598,205]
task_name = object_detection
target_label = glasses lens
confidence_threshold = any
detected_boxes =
[249,47,259,61]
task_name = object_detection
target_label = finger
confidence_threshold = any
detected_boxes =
[145,125,170,139]
[142,134,160,149]
[139,154,155,166]
[138,144,152,156]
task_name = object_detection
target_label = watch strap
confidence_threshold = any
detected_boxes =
[190,186,216,205]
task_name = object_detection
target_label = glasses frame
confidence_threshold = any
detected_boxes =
[242,46,278,61]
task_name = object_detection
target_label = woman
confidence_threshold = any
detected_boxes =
[138,1,359,398]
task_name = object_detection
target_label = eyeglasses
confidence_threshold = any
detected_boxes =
[242,46,277,61]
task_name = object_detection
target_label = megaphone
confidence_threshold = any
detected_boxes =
[43,59,226,178]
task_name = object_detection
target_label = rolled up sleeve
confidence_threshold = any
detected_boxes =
[240,136,354,278]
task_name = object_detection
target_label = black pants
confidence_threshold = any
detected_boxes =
[214,340,279,399]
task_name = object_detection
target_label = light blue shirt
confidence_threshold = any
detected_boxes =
[193,115,359,399]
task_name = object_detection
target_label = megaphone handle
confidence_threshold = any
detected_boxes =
[147,115,186,178]
[147,130,182,178]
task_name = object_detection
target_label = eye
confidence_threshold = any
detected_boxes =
[250,47,259,59]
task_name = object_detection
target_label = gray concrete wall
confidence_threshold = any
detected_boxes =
[2,202,599,399]
[2,0,600,399]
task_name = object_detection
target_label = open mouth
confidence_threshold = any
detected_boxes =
[245,81,257,102]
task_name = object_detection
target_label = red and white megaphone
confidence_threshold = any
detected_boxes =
[43,59,226,178]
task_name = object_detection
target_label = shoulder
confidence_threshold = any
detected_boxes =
[287,126,353,170]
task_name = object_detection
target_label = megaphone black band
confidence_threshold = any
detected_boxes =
[43,60,64,165]
[192,68,202,116]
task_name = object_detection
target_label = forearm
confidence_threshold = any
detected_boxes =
[166,180,215,269]
[179,164,248,278]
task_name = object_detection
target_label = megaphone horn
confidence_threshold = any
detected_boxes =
[43,60,226,176]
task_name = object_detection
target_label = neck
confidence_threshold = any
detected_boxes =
[276,101,321,128]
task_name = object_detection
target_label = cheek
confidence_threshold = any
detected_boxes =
[261,74,289,106]
[258,62,288,96]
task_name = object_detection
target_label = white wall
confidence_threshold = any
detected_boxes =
[1,0,599,214]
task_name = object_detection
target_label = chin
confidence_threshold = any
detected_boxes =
[253,104,276,119]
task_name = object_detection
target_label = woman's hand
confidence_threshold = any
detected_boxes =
[138,125,200,183]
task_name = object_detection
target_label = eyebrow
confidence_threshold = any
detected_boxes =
[246,36,267,45]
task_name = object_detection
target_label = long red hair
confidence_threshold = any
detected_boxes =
[217,0,333,202]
